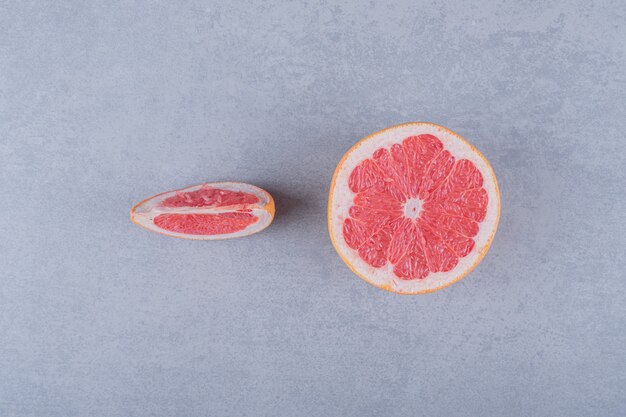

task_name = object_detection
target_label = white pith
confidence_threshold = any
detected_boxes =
[131,182,274,240]
[329,123,500,294]
[403,198,422,220]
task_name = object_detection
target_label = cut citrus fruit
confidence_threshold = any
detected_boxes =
[328,123,500,294]
[131,182,275,240]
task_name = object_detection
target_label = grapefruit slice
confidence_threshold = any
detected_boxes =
[328,123,500,294]
[131,182,275,240]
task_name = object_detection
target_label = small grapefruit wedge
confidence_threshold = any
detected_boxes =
[131,182,275,240]
[328,123,500,294]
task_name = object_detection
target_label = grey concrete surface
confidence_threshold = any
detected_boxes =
[1,1,625,416]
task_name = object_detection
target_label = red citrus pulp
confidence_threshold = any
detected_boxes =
[131,182,275,239]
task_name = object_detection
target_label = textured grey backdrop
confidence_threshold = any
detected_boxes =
[1,1,625,416]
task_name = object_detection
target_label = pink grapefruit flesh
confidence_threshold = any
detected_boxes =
[131,182,275,240]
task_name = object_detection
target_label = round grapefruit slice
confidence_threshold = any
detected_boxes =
[328,123,500,294]
[131,182,275,240]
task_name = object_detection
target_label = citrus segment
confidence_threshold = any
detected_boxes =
[154,212,258,235]
[131,182,274,240]
[161,187,260,208]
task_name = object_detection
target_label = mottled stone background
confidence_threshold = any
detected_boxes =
[1,1,624,416]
